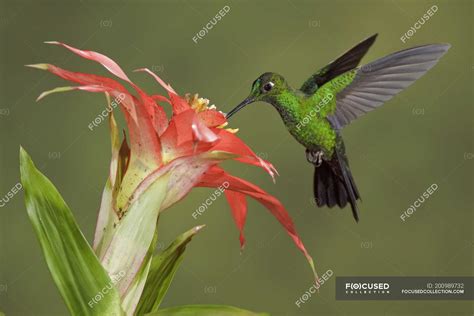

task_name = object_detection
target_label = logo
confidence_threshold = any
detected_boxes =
[345,282,390,295]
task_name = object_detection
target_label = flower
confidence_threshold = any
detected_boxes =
[27,42,317,297]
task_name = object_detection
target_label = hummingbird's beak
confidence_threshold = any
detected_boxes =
[226,97,254,119]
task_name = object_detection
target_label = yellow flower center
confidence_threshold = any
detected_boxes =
[185,93,238,134]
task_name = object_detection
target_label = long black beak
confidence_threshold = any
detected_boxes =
[225,98,253,119]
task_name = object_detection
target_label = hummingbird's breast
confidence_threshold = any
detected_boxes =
[275,90,337,157]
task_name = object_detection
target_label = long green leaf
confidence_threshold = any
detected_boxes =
[135,226,205,315]
[20,147,123,316]
[147,305,269,316]
[121,221,159,315]
[100,171,169,299]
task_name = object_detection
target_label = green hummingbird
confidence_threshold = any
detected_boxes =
[226,34,450,222]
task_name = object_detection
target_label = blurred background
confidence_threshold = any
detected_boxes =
[0,0,472,315]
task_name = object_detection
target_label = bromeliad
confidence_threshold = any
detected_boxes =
[24,41,317,315]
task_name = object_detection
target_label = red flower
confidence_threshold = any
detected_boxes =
[27,42,317,280]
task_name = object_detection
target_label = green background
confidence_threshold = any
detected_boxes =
[0,0,472,315]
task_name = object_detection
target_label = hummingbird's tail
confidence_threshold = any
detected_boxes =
[311,147,360,222]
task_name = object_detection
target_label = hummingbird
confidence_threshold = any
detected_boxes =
[226,34,450,222]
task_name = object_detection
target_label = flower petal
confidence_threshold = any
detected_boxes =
[32,79,159,180]
[151,95,171,105]
[192,115,218,143]
[134,68,176,94]
[45,41,132,82]
[28,54,165,209]
[224,190,247,249]
[196,166,317,280]
[212,129,278,180]
[135,68,191,115]
[38,44,163,168]
[198,110,226,128]
[152,105,169,136]
[160,109,220,163]
[160,110,194,153]
[27,63,129,91]
[169,93,192,115]
[125,155,220,212]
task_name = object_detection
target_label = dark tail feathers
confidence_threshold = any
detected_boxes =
[313,154,361,222]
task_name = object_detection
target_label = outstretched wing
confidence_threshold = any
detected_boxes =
[327,44,451,129]
[300,34,378,95]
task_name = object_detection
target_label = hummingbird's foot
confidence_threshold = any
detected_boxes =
[306,149,324,167]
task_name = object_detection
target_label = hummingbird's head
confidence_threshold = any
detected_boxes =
[226,72,289,119]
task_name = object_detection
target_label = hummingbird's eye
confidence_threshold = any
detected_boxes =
[262,82,274,93]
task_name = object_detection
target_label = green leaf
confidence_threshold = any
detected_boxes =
[100,170,170,299]
[147,305,269,316]
[19,147,123,316]
[121,221,159,315]
[93,109,127,259]
[93,178,117,259]
[135,226,205,315]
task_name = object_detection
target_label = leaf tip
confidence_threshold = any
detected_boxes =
[194,224,206,233]
[19,146,35,180]
[132,68,146,73]
[25,63,49,70]
[36,86,76,101]
[36,92,46,102]
[19,146,30,163]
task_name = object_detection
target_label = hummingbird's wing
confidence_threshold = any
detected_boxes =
[300,34,378,95]
[328,43,450,129]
